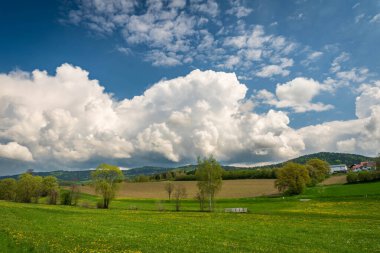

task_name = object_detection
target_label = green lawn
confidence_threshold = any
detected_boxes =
[1,182,380,253]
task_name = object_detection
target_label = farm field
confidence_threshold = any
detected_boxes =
[79,179,280,199]
[1,181,380,253]
[78,175,347,199]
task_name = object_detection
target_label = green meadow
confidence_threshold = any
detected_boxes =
[1,182,380,253]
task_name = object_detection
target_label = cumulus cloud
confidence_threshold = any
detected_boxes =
[0,64,134,167]
[0,64,307,173]
[298,81,380,156]
[2,63,380,174]
[255,77,333,113]
[0,142,34,162]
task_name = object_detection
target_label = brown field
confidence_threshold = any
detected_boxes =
[321,175,347,185]
[80,179,279,199]
[79,175,347,199]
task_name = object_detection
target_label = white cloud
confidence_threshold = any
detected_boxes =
[226,0,253,18]
[2,64,380,173]
[65,2,299,78]
[256,58,294,78]
[336,67,369,83]
[330,52,350,73]
[356,81,380,118]
[190,0,219,17]
[256,65,290,78]
[355,13,365,23]
[0,142,34,162]
[298,82,380,157]
[0,64,133,165]
[256,77,333,113]
[302,51,323,65]
[0,64,307,172]
[370,13,380,23]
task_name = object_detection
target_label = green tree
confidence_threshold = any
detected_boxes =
[70,184,81,206]
[195,189,206,211]
[375,153,380,170]
[32,176,43,203]
[16,173,42,203]
[173,185,187,211]
[195,156,223,211]
[164,182,174,201]
[306,158,330,186]
[0,178,17,201]
[275,162,310,195]
[42,176,59,204]
[91,163,124,209]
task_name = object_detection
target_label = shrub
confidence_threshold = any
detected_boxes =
[347,172,358,183]
[0,178,17,201]
[275,163,310,195]
[60,191,72,205]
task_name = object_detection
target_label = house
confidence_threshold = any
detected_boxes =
[350,161,376,172]
[329,164,348,174]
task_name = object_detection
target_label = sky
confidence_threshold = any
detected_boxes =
[1,0,380,175]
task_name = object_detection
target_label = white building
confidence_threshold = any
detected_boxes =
[330,164,348,174]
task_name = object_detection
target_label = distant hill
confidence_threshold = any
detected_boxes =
[0,152,374,182]
[255,152,374,170]
[289,152,373,166]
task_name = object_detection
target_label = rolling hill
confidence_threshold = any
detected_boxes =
[0,152,374,182]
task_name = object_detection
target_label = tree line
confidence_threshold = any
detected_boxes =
[0,172,80,205]
[0,157,332,210]
[134,167,276,182]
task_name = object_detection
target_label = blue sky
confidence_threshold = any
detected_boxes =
[1,0,380,175]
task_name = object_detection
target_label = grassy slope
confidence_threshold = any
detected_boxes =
[1,182,380,253]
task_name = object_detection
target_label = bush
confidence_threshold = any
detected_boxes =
[347,172,358,183]
[347,170,380,183]
[0,178,17,201]
[358,171,374,182]
[60,191,72,205]
[97,200,105,209]
[275,163,310,195]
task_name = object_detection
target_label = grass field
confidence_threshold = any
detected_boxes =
[1,180,380,252]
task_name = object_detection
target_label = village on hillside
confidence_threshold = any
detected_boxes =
[330,161,376,174]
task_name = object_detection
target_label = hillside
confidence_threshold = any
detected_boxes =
[0,152,373,182]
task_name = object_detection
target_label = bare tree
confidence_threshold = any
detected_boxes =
[195,189,206,211]
[173,185,187,211]
[164,182,175,201]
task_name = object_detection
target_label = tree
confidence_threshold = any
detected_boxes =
[195,189,206,211]
[275,162,310,195]
[375,153,380,170]
[31,176,43,203]
[16,173,42,203]
[0,178,17,201]
[91,163,124,209]
[42,176,59,205]
[306,159,330,186]
[195,156,224,211]
[173,185,187,211]
[70,184,81,206]
[164,182,174,201]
